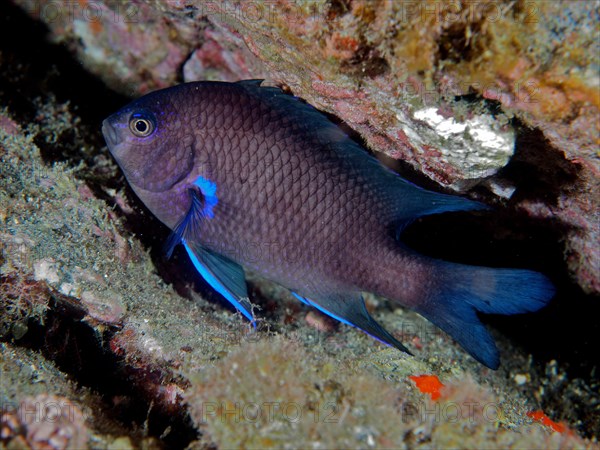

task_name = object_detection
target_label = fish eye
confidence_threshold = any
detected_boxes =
[129,112,155,137]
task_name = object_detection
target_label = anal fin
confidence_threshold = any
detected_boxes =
[293,291,412,355]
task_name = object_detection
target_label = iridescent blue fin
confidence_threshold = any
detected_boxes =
[184,241,256,325]
[291,292,311,306]
[164,184,255,324]
[293,291,412,355]
[414,263,555,369]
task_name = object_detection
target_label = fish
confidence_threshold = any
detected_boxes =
[102,80,555,369]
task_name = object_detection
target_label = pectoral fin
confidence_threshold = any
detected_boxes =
[293,291,412,355]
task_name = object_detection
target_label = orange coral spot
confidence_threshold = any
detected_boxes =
[335,35,359,52]
[90,20,103,35]
[527,410,567,433]
[409,374,445,400]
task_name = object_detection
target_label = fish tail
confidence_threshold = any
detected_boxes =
[413,262,555,369]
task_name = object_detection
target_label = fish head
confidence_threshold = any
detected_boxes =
[102,87,196,194]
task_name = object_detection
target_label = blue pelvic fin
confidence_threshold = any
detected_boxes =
[292,291,412,355]
[414,264,555,369]
[291,292,311,306]
[184,240,256,325]
[164,183,255,325]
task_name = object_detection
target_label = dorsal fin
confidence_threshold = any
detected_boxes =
[237,79,488,230]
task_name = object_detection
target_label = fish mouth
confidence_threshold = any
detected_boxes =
[101,119,119,149]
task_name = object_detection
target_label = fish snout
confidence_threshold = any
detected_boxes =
[102,119,120,149]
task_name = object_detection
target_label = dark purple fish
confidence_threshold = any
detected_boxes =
[102,80,554,369]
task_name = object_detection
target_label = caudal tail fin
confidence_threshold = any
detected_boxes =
[414,264,555,369]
